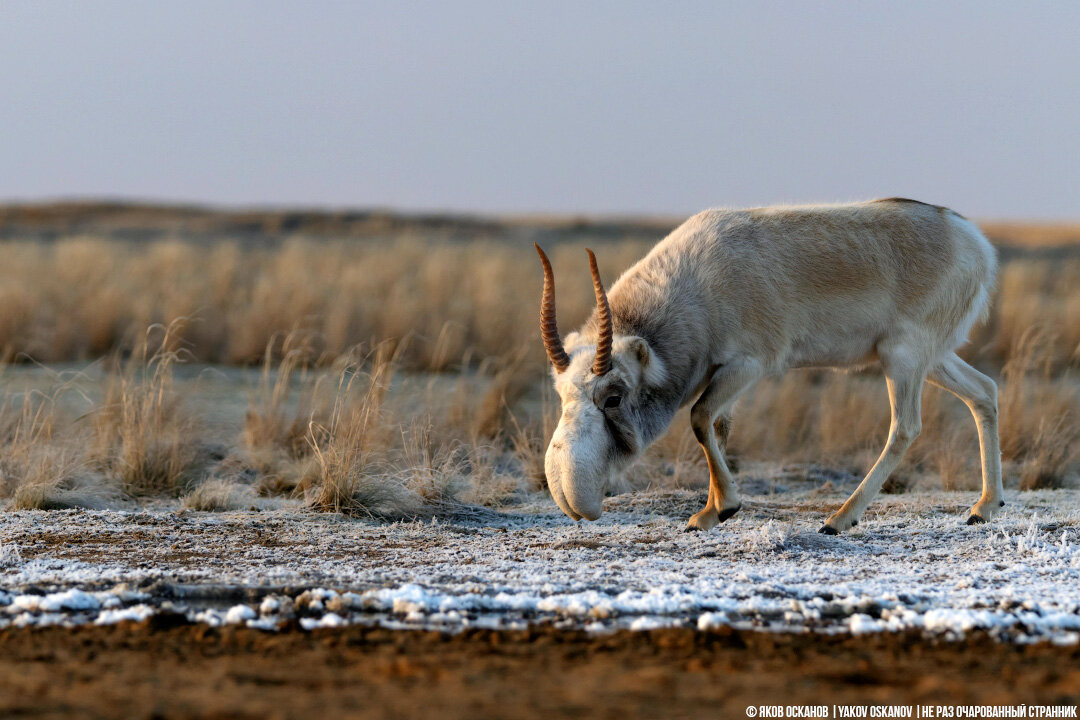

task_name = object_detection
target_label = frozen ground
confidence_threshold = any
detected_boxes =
[2,482,1079,643]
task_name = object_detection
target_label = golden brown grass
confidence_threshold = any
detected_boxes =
[0,236,650,370]
[0,379,118,510]
[981,222,1080,249]
[998,329,1080,489]
[973,260,1080,369]
[727,372,893,470]
[0,235,1076,377]
[302,344,404,516]
[89,322,206,497]
[291,342,529,518]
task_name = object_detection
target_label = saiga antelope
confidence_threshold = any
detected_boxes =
[534,199,1001,533]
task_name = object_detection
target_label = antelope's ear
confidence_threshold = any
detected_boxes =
[615,336,666,387]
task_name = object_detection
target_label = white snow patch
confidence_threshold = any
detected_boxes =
[628,616,679,631]
[300,613,346,630]
[246,617,281,631]
[259,596,281,615]
[922,609,1012,634]
[847,614,885,634]
[193,609,225,627]
[225,605,256,624]
[95,604,156,625]
[12,589,101,612]
[44,589,102,611]
[697,612,729,631]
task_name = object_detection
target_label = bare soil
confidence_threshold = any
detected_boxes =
[1,623,1077,720]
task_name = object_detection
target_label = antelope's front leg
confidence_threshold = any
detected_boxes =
[685,413,742,531]
[686,377,747,528]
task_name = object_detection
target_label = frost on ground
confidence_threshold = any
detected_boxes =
[1,484,1078,644]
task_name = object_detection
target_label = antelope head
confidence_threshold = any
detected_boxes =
[535,245,666,521]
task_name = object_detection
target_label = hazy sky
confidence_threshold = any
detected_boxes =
[2,1,1078,218]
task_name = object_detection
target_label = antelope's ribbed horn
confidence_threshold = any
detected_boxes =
[535,244,571,372]
[586,248,613,376]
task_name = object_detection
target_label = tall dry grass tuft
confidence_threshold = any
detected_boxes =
[396,425,470,506]
[975,259,1080,370]
[462,349,534,441]
[237,332,327,494]
[1018,416,1077,490]
[508,386,559,492]
[1,392,62,507]
[243,334,319,453]
[90,322,204,497]
[303,344,410,516]
[0,381,118,509]
[999,328,1080,489]
[238,339,533,518]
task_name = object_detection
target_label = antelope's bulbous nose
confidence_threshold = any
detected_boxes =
[545,438,606,522]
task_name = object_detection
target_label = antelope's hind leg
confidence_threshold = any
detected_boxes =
[927,353,1003,524]
[820,361,925,534]
[685,367,756,532]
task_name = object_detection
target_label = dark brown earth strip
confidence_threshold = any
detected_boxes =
[0,623,1076,720]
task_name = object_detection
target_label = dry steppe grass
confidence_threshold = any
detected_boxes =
[0,235,1077,372]
[0,208,1077,515]
[0,237,653,371]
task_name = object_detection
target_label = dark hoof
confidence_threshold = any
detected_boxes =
[966,514,986,525]
[718,505,741,522]
[1000,501,1005,507]
[818,525,839,535]
[850,520,858,527]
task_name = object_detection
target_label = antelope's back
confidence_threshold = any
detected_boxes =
[632,199,997,365]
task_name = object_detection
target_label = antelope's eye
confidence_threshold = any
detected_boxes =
[603,395,622,410]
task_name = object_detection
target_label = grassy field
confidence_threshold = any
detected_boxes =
[0,203,1077,516]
